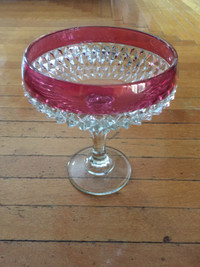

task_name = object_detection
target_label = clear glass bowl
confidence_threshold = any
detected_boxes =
[22,26,178,195]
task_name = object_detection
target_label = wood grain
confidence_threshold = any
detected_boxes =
[0,242,199,267]
[1,121,200,139]
[0,179,199,208]
[0,0,199,266]
[1,137,200,158]
[0,206,199,242]
[0,156,199,180]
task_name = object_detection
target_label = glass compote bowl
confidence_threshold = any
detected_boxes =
[22,26,178,196]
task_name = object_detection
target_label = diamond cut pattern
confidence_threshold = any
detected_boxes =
[33,42,169,88]
[23,85,176,134]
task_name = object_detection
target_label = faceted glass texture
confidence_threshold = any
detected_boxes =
[24,86,176,133]
[32,43,169,85]
[22,26,178,115]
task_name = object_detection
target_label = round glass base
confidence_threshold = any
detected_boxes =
[68,147,131,196]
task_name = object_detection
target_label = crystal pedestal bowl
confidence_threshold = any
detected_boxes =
[22,26,178,195]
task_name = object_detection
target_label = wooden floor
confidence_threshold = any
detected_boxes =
[0,0,200,266]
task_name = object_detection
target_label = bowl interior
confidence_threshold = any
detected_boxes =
[32,42,170,86]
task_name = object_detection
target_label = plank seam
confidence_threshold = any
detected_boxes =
[0,240,199,244]
[0,204,199,210]
[1,177,200,182]
[1,136,199,140]
[1,120,200,124]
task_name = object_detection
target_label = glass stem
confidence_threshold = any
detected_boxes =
[90,132,108,164]
[85,132,114,175]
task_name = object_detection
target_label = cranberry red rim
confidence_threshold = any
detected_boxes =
[23,26,178,87]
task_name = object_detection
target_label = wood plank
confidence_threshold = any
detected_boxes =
[100,0,112,18]
[155,0,200,44]
[181,0,200,16]
[0,179,199,208]
[0,156,199,181]
[0,242,199,267]
[0,206,199,242]
[150,110,200,123]
[110,0,123,21]
[168,0,200,31]
[122,0,147,27]
[145,0,192,41]
[136,0,162,34]
[0,137,199,158]
[115,124,200,139]
[1,121,200,139]
[0,17,124,28]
